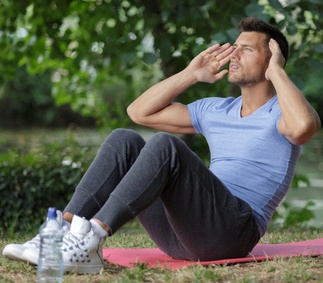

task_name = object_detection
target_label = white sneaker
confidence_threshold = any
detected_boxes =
[2,210,66,265]
[62,215,105,274]
[2,234,41,263]
[22,225,70,265]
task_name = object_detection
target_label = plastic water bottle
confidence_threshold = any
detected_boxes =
[37,207,64,283]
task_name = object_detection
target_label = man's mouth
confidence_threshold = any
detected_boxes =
[230,63,239,71]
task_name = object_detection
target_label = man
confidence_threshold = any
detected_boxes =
[3,17,321,274]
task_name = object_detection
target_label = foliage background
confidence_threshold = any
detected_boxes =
[0,136,95,233]
[0,0,322,232]
[0,0,322,129]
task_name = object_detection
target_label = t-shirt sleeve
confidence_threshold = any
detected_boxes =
[187,100,203,134]
[188,97,230,134]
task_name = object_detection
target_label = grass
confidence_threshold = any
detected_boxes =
[1,223,323,283]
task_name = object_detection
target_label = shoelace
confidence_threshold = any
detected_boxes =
[63,232,86,251]
[25,235,41,248]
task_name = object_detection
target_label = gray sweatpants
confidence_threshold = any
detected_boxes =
[64,129,260,261]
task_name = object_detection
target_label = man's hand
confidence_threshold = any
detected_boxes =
[265,38,286,81]
[186,43,234,83]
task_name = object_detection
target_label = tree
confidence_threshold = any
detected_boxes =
[0,0,321,228]
[0,0,322,129]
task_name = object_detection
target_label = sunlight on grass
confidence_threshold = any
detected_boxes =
[1,226,322,283]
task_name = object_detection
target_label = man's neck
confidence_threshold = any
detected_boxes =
[240,83,275,117]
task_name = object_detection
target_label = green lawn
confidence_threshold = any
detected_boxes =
[1,225,323,283]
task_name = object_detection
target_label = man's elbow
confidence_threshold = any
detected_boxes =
[126,105,144,125]
[288,119,321,146]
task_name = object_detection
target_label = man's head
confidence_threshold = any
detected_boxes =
[238,17,289,64]
[228,18,289,88]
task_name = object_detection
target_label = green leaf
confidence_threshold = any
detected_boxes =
[142,52,158,64]
[268,0,284,11]
[308,0,323,4]
[313,44,323,53]
[245,3,264,18]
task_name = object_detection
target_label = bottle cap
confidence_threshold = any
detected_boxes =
[47,207,57,219]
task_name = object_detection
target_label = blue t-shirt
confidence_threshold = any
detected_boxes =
[188,95,302,237]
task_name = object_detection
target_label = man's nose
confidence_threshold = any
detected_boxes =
[231,48,240,59]
[230,48,242,62]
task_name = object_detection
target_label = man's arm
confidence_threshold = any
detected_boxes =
[127,43,234,134]
[265,39,321,145]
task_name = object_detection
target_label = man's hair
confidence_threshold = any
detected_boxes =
[238,17,289,64]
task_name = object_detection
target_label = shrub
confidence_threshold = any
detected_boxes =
[0,139,95,234]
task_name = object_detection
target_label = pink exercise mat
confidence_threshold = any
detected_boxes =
[102,238,323,269]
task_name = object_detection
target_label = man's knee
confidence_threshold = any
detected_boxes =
[109,128,139,139]
[104,128,145,147]
[147,132,177,147]
[145,133,181,156]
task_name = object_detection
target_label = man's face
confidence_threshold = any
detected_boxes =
[228,31,270,87]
